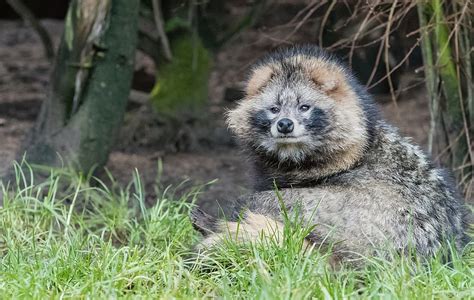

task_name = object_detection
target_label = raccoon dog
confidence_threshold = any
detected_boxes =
[192,45,470,264]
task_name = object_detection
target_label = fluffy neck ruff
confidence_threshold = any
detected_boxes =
[249,137,369,190]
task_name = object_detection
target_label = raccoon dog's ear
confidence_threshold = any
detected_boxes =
[305,60,342,94]
[246,65,274,97]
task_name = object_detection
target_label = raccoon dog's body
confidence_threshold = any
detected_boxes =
[193,45,469,264]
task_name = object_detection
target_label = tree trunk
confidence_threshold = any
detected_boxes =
[417,0,473,198]
[21,0,140,174]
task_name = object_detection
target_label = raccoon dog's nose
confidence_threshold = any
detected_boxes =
[277,118,294,134]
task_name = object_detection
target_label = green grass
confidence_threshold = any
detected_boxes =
[0,163,473,299]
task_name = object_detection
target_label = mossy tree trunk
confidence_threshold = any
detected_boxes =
[21,0,139,174]
[143,0,265,116]
[147,0,210,116]
[417,0,473,196]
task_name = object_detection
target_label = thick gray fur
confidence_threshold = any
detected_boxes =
[194,45,470,263]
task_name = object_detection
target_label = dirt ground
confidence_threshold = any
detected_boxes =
[1,19,444,216]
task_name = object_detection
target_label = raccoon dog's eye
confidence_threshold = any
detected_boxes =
[299,105,310,112]
[270,106,280,114]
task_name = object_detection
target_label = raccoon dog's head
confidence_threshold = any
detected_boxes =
[227,46,375,164]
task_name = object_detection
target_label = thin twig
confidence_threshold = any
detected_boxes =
[349,0,379,67]
[6,0,55,60]
[282,0,326,42]
[151,0,172,61]
[318,0,337,47]
[383,1,399,111]
[368,41,420,90]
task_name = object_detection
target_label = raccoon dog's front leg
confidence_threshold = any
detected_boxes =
[192,208,303,250]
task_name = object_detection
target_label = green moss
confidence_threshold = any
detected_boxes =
[151,35,210,115]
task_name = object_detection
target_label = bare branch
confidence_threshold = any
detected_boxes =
[6,0,55,60]
[152,0,173,61]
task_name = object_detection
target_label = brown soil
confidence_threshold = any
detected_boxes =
[2,19,450,216]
